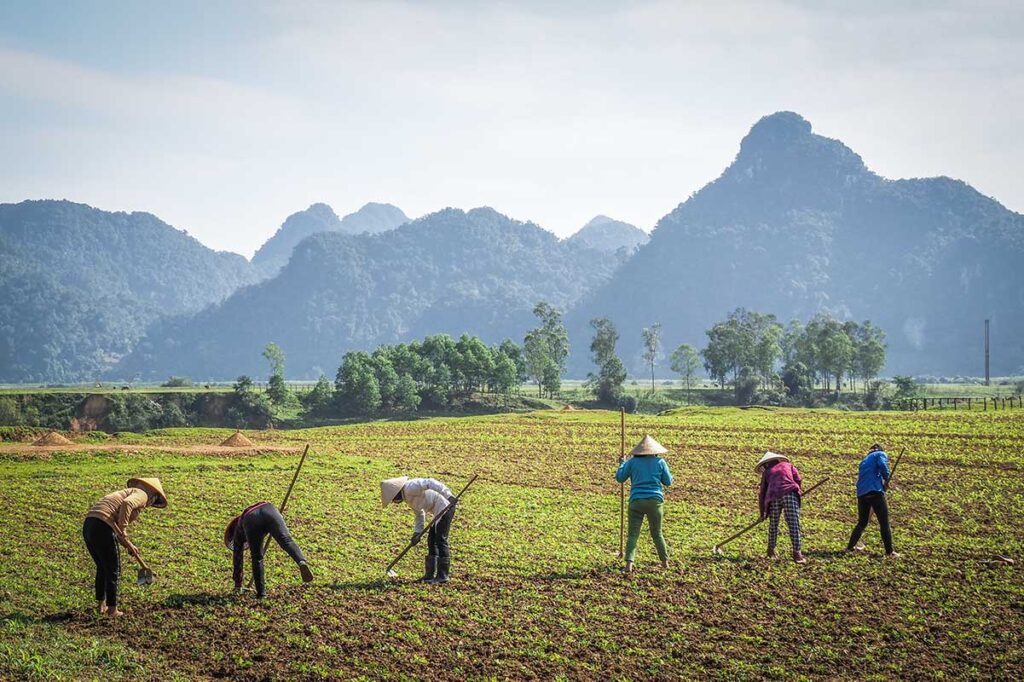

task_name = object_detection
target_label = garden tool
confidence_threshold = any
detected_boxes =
[618,407,625,559]
[134,554,155,586]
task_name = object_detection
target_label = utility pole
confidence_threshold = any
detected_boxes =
[984,319,990,386]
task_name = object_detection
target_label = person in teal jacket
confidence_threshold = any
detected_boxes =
[615,434,674,573]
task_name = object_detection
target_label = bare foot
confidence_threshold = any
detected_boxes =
[886,551,901,560]
[105,608,125,617]
[793,551,808,565]
[624,561,634,574]
[96,601,106,614]
[661,560,670,570]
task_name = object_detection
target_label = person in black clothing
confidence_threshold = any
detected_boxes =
[846,444,899,558]
[225,502,314,597]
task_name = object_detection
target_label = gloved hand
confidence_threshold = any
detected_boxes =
[410,532,422,546]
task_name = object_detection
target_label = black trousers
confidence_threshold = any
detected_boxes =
[83,517,120,608]
[847,491,894,554]
[243,504,307,597]
[427,507,455,559]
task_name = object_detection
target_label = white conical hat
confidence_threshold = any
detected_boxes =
[630,435,668,456]
[380,476,409,509]
[755,451,789,472]
[127,477,167,508]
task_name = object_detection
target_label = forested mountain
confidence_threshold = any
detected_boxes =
[0,200,257,382]
[252,202,408,276]
[567,215,648,253]
[569,112,1024,376]
[117,207,624,380]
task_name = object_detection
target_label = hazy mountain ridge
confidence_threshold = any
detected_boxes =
[251,202,409,276]
[117,207,625,379]
[0,200,258,382]
[2,112,1021,383]
[568,112,1024,376]
[567,215,648,253]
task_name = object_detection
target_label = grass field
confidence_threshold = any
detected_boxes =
[1,408,1022,680]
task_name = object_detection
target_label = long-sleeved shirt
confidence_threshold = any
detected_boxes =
[615,456,673,502]
[402,478,453,534]
[856,449,891,497]
[85,488,148,546]
[758,461,802,517]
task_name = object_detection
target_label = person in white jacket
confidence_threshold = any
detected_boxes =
[381,476,458,583]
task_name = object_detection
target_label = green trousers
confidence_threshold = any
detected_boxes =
[625,498,668,562]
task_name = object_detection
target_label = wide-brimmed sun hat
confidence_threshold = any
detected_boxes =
[630,435,668,456]
[754,452,789,472]
[127,477,167,508]
[380,476,410,509]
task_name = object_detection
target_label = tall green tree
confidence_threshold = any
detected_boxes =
[498,339,527,389]
[523,302,569,398]
[335,351,382,415]
[851,321,887,392]
[669,343,700,405]
[262,342,289,405]
[588,317,627,404]
[641,322,662,392]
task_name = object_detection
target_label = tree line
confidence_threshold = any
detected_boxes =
[245,303,887,417]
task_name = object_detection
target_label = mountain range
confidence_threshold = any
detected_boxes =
[251,202,409,276]
[116,207,625,379]
[1,111,1021,382]
[568,112,1023,376]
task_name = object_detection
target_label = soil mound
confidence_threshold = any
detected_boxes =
[220,431,254,448]
[34,431,73,446]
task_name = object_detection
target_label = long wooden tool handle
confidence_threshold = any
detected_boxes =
[385,474,479,575]
[248,444,311,588]
[279,443,311,513]
[885,447,906,491]
[713,517,764,551]
[618,407,625,558]
[713,477,830,551]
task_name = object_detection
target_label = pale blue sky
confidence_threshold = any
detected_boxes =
[2,1,1021,256]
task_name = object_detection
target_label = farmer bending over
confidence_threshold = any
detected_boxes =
[756,452,807,564]
[225,502,314,598]
[381,476,457,583]
[83,477,167,617]
[846,443,899,558]
[615,435,674,573]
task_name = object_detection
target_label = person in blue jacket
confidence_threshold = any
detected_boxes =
[846,443,899,558]
[615,434,673,573]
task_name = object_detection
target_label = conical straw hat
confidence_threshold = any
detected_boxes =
[127,477,167,507]
[754,452,789,472]
[630,435,668,456]
[380,476,409,509]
